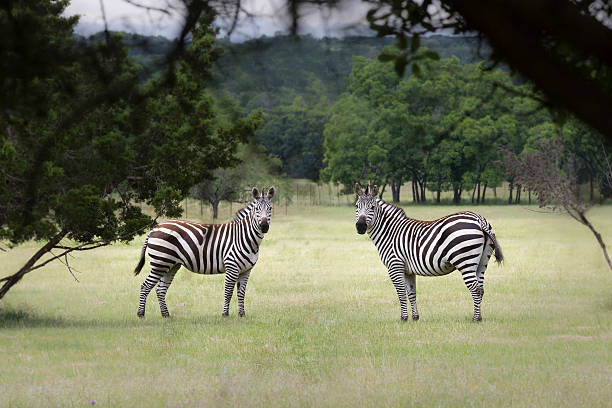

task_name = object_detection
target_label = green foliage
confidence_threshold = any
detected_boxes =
[0,4,259,246]
[322,51,584,203]
[192,143,290,218]
[255,93,329,180]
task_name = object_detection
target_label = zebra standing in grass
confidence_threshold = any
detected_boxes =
[134,187,275,318]
[354,183,503,322]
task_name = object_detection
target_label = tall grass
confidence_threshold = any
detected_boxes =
[1,205,611,407]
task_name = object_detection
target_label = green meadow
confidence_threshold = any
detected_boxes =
[1,205,611,407]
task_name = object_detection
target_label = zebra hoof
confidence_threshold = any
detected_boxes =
[400,316,409,322]
[473,316,482,322]
[239,311,245,317]
[412,315,419,321]
[161,313,170,318]
[222,311,229,317]
[137,311,145,318]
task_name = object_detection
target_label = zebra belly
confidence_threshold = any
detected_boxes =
[405,259,456,277]
[191,263,226,275]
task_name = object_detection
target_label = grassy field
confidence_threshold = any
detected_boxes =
[1,205,612,407]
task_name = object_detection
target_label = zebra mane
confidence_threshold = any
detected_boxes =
[232,202,255,222]
[379,199,409,221]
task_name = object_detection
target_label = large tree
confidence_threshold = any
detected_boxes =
[0,1,260,299]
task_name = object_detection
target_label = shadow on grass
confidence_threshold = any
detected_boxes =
[0,305,251,329]
[0,306,161,329]
[0,307,71,329]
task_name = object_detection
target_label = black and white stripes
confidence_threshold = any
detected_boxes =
[355,183,503,321]
[134,187,275,318]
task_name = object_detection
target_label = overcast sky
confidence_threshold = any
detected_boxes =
[65,0,372,40]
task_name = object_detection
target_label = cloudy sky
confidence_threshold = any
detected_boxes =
[65,0,372,40]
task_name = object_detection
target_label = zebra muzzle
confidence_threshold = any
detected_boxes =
[260,220,269,233]
[356,217,367,234]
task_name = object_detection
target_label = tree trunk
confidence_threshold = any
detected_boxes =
[420,179,426,203]
[212,200,219,219]
[436,189,441,203]
[476,181,481,204]
[379,183,387,199]
[0,229,68,300]
[453,187,461,204]
[508,182,514,204]
[471,183,477,203]
[481,182,487,204]
[577,211,612,271]
[391,178,401,202]
[515,185,521,204]
[528,189,532,204]
[493,186,497,198]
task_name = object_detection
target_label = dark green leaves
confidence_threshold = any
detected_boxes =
[1,4,260,247]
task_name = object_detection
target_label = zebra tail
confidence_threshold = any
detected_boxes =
[485,230,504,265]
[134,236,149,276]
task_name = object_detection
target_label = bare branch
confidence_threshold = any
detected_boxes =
[121,0,173,15]
[499,137,612,271]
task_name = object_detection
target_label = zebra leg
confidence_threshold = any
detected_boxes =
[237,269,252,317]
[388,264,409,321]
[222,264,239,317]
[137,270,164,318]
[156,265,180,318]
[404,273,419,321]
[457,264,483,322]
[476,239,495,298]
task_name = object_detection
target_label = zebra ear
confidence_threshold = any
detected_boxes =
[365,183,371,195]
[252,187,260,199]
[355,183,364,196]
[267,186,275,199]
[371,184,379,197]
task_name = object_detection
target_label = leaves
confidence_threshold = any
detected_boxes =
[0,4,258,245]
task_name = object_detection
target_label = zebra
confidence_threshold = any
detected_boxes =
[134,186,275,318]
[354,183,503,322]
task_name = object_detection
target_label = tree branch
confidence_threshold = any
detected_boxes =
[450,0,612,140]
[0,219,157,300]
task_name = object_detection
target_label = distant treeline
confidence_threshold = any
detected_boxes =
[90,32,610,204]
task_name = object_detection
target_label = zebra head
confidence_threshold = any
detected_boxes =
[355,183,379,235]
[252,186,275,234]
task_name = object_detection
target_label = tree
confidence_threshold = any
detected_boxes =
[501,138,612,271]
[254,93,329,180]
[192,143,286,219]
[321,95,381,190]
[322,53,526,203]
[0,3,260,299]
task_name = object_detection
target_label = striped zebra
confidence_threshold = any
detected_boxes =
[134,187,275,318]
[355,183,503,322]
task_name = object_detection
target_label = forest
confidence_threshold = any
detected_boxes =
[108,31,612,206]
